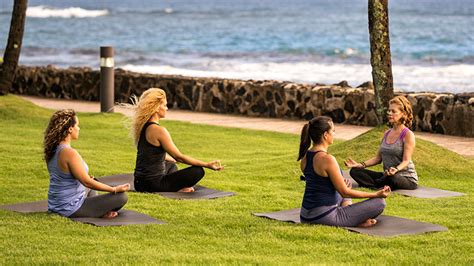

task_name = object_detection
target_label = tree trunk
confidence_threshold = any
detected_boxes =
[0,0,28,96]
[368,0,394,124]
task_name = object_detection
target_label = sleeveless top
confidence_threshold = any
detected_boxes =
[47,144,88,217]
[134,122,167,180]
[380,128,418,183]
[301,151,340,210]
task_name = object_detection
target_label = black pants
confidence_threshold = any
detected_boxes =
[135,162,205,192]
[349,168,418,190]
[69,190,128,218]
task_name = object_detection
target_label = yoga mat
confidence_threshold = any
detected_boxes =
[157,185,235,200]
[253,208,447,237]
[0,200,165,226]
[97,173,135,191]
[70,210,165,226]
[341,170,465,198]
[0,200,48,213]
[98,174,235,199]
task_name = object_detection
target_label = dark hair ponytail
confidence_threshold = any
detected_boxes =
[297,124,311,161]
[297,116,333,161]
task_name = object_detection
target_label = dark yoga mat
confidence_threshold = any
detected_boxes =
[253,208,447,237]
[97,173,135,191]
[0,200,164,226]
[157,185,235,199]
[341,170,465,198]
[98,174,235,200]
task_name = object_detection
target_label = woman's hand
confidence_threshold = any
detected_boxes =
[344,158,363,168]
[384,167,398,176]
[376,185,391,198]
[207,160,224,171]
[114,183,130,193]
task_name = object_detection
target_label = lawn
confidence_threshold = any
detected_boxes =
[0,95,473,264]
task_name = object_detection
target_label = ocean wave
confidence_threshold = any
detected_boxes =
[120,62,474,93]
[26,6,108,18]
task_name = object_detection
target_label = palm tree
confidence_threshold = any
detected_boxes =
[368,0,394,124]
[0,0,28,96]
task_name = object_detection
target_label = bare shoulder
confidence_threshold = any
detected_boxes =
[58,146,81,162]
[404,129,415,141]
[315,152,336,165]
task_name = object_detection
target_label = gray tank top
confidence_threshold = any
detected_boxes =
[380,128,418,183]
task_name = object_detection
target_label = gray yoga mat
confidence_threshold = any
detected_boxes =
[0,200,164,226]
[253,208,447,237]
[98,173,235,200]
[97,173,136,191]
[157,185,235,199]
[341,170,465,198]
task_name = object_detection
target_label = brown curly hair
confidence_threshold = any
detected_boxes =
[43,109,77,162]
[389,96,413,128]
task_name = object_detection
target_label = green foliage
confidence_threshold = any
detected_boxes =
[0,95,473,264]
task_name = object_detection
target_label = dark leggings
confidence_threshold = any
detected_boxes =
[69,190,128,218]
[301,197,386,227]
[350,168,418,190]
[134,162,205,192]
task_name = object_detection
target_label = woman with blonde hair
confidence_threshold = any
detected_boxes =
[132,88,223,193]
[45,109,129,219]
[345,95,419,190]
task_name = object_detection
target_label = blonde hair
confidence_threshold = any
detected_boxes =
[44,109,77,162]
[131,88,167,145]
[389,95,413,128]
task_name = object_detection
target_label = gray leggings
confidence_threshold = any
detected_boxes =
[69,190,128,218]
[301,197,386,227]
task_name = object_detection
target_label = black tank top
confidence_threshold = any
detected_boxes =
[134,122,166,180]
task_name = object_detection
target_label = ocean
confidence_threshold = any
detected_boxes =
[1,0,473,93]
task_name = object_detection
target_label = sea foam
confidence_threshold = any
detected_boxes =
[121,62,474,93]
[26,6,108,18]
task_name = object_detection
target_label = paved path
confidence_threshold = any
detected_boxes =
[21,95,474,158]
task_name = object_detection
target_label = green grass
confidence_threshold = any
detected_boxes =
[0,94,473,264]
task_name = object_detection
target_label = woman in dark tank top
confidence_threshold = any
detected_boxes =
[345,96,418,190]
[298,116,390,227]
[132,88,224,193]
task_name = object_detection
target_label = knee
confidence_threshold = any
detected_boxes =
[374,198,387,210]
[116,192,128,206]
[349,167,361,177]
[193,166,205,178]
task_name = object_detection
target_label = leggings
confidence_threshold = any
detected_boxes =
[134,161,205,192]
[301,197,386,227]
[350,168,418,190]
[69,189,128,218]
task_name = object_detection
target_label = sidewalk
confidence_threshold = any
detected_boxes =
[20,95,474,158]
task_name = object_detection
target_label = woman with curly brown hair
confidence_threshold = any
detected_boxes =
[345,96,419,190]
[132,88,223,193]
[45,109,130,219]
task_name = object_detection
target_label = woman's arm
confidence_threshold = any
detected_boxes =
[345,149,382,168]
[62,148,129,193]
[326,155,390,198]
[153,126,222,170]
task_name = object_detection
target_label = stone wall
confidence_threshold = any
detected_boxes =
[10,65,474,137]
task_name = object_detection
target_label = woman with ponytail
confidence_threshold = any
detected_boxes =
[45,110,129,219]
[345,96,418,190]
[299,116,390,227]
[132,88,223,193]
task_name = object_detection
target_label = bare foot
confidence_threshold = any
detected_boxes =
[102,211,118,219]
[358,218,377,228]
[178,187,195,193]
[341,200,353,207]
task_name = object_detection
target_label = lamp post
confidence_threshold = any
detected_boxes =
[100,46,114,112]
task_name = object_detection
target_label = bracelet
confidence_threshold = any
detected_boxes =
[360,161,367,168]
